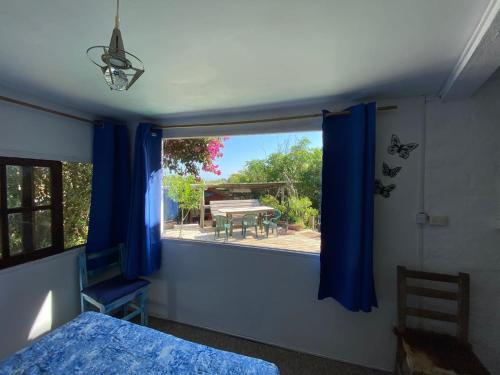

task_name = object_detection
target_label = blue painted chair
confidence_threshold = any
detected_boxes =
[78,244,150,326]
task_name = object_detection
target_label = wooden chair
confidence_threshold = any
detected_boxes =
[395,266,489,374]
[78,244,150,326]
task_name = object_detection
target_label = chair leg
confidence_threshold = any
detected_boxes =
[394,339,404,374]
[139,292,148,326]
[254,225,258,239]
[80,295,86,313]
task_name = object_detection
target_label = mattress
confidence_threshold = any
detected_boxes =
[0,312,279,375]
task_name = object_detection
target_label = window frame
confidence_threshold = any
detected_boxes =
[0,156,64,269]
[161,123,323,255]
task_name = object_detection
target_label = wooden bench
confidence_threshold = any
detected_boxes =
[209,199,260,226]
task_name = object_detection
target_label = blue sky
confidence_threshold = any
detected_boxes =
[200,131,322,181]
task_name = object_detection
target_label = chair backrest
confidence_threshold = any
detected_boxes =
[214,215,228,228]
[265,209,281,222]
[271,209,281,222]
[209,199,260,216]
[79,245,123,291]
[397,266,470,343]
[242,214,258,225]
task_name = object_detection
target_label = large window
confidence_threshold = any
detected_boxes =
[0,157,92,269]
[162,132,322,254]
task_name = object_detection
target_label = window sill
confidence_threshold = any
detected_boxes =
[161,236,320,259]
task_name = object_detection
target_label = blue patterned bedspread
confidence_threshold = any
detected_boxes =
[0,312,279,375]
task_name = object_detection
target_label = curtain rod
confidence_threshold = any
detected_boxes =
[155,105,397,129]
[0,95,95,125]
[0,94,397,130]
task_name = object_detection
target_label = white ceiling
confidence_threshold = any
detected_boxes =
[0,0,492,120]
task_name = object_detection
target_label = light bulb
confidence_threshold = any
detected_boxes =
[103,66,128,90]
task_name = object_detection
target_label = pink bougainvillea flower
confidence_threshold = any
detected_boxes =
[162,137,226,177]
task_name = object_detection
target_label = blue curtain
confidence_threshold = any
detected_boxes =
[318,103,378,312]
[86,122,131,268]
[124,123,163,279]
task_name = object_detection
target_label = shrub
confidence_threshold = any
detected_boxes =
[288,196,318,228]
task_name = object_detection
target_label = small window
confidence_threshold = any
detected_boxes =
[0,158,92,269]
[0,157,64,268]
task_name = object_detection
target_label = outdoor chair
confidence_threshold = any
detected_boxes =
[263,209,281,238]
[78,244,150,326]
[241,214,259,239]
[394,265,488,375]
[214,215,233,241]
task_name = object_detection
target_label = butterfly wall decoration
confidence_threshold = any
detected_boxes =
[374,179,396,198]
[387,134,418,159]
[382,162,402,178]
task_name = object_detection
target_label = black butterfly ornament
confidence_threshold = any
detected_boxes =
[387,134,419,159]
[382,162,402,178]
[374,179,396,198]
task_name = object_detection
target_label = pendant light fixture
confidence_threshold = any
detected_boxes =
[87,0,144,91]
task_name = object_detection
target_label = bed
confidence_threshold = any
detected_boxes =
[0,312,279,375]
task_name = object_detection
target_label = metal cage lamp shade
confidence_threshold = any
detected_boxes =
[87,0,144,91]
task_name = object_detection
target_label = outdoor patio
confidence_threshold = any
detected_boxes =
[163,224,320,254]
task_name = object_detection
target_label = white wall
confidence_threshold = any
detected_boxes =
[0,89,93,359]
[424,72,500,372]
[148,82,500,372]
[0,249,82,359]
[0,86,93,162]
[149,97,425,371]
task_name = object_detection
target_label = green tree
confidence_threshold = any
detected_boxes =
[62,162,92,248]
[166,175,204,236]
[228,137,322,209]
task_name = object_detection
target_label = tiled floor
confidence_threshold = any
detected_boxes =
[163,225,320,254]
[149,317,389,375]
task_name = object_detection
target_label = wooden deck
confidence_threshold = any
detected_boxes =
[163,224,320,254]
